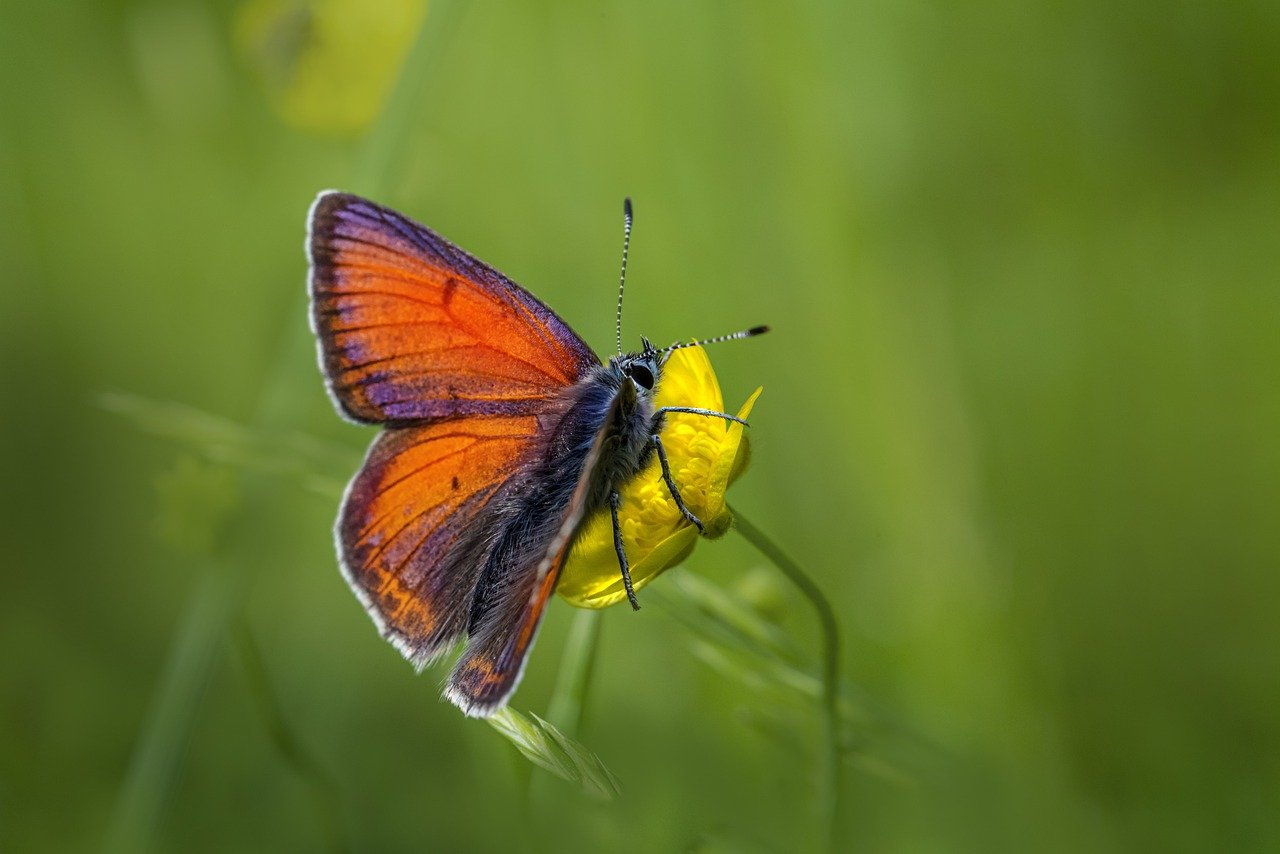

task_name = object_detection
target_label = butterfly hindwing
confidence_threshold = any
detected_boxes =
[308,191,598,424]
[337,415,551,665]
[446,545,569,716]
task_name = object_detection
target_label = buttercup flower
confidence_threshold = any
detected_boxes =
[558,346,763,608]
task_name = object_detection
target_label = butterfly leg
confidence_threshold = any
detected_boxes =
[610,492,641,610]
[654,406,749,427]
[650,433,703,532]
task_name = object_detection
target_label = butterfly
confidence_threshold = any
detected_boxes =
[307,192,766,717]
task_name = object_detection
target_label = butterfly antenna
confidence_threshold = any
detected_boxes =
[658,325,771,355]
[615,197,633,357]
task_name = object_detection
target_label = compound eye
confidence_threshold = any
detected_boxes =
[630,361,655,391]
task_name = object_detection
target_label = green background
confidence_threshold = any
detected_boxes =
[3,0,1278,851]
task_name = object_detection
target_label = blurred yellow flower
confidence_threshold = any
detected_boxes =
[234,0,427,135]
[558,346,762,609]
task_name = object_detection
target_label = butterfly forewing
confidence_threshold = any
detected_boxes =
[308,192,597,424]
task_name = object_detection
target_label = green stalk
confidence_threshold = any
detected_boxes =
[545,608,603,738]
[524,607,603,809]
[730,505,841,853]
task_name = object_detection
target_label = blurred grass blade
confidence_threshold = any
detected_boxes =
[101,391,353,498]
[232,620,346,852]
[648,572,841,713]
[486,708,621,800]
[97,4,448,848]
[658,570,806,665]
[105,571,236,854]
[734,704,812,762]
[352,0,461,196]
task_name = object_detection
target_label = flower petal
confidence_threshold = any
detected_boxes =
[695,386,762,539]
[655,346,724,414]
[557,525,700,609]
[726,386,763,487]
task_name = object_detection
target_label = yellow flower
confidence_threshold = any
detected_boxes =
[235,0,427,135]
[558,346,763,609]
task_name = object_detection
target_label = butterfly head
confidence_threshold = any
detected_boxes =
[610,336,662,401]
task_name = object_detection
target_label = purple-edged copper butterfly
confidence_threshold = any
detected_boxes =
[307,192,766,715]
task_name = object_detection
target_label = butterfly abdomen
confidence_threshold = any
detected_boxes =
[445,362,660,713]
[464,375,617,630]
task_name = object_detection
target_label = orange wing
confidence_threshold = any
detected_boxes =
[338,414,547,665]
[308,191,598,424]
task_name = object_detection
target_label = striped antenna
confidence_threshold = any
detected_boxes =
[615,197,634,357]
[658,325,771,354]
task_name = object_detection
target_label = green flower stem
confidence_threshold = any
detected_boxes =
[546,608,603,739]
[730,505,840,853]
[524,607,603,810]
